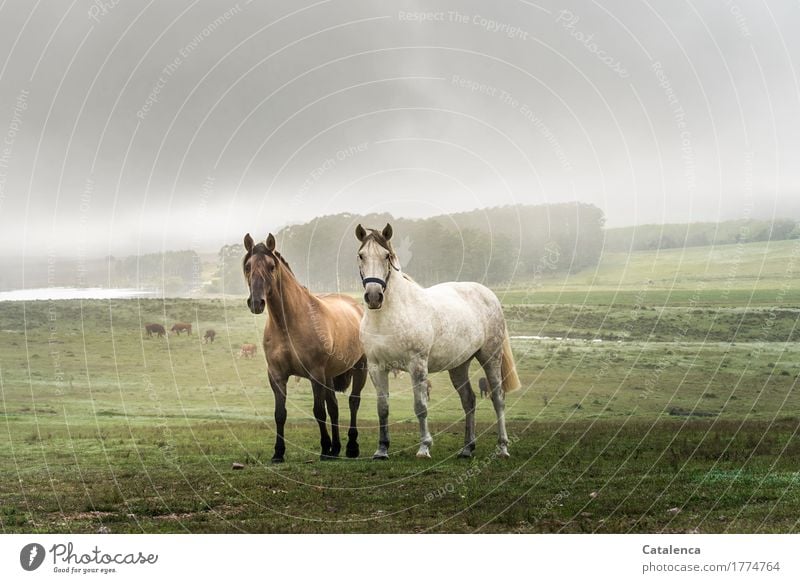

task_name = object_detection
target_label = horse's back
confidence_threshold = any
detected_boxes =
[422,281,503,371]
[425,281,501,322]
[293,292,365,375]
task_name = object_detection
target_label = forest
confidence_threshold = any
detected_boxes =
[207,202,606,293]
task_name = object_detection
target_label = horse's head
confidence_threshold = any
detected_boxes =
[243,232,279,314]
[355,223,398,310]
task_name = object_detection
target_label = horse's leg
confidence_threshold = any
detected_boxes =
[448,360,476,458]
[410,359,433,459]
[311,381,333,459]
[323,381,341,459]
[477,351,510,458]
[370,366,390,460]
[267,374,288,463]
[346,357,368,458]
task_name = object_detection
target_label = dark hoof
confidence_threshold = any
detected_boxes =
[320,454,339,461]
[271,456,285,464]
[457,450,474,459]
[346,445,360,459]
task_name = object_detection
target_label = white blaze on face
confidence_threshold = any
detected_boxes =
[359,239,390,281]
[359,239,392,309]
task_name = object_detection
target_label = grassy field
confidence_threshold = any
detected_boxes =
[1,239,799,533]
[500,238,800,305]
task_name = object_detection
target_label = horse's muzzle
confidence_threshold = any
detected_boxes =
[247,296,266,314]
[363,285,384,310]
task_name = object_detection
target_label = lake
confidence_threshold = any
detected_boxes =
[0,287,159,301]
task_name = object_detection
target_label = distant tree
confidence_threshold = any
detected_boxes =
[164,276,185,296]
[111,250,199,293]
[770,219,796,241]
[687,231,709,247]
[214,244,247,296]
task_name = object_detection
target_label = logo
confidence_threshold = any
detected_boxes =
[20,543,46,571]
[395,235,413,266]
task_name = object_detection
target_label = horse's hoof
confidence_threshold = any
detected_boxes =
[457,449,473,459]
[271,457,285,464]
[320,454,339,461]
[416,450,432,459]
[346,445,360,459]
[496,447,510,459]
[372,451,389,460]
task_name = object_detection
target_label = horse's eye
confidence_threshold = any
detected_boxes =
[358,253,364,260]
[245,264,251,273]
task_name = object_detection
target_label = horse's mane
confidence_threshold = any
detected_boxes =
[359,229,394,254]
[272,250,294,275]
[247,242,295,275]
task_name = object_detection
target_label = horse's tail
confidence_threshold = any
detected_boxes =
[500,326,521,393]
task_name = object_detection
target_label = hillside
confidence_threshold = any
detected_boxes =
[604,218,798,252]
[569,238,799,289]
[501,238,800,306]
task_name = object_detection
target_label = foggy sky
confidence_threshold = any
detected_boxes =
[0,0,798,258]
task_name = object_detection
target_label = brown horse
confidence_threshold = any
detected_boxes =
[171,322,192,335]
[145,323,166,338]
[243,232,368,462]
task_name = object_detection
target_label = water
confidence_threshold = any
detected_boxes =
[511,335,607,343]
[0,287,159,301]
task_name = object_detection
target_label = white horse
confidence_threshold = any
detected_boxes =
[355,223,521,459]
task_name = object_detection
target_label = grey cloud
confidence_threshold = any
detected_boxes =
[0,0,797,258]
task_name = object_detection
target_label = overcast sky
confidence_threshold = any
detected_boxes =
[0,0,798,257]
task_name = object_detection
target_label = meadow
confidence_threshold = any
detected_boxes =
[1,239,799,533]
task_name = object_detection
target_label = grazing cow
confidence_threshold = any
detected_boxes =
[238,343,257,359]
[145,323,166,338]
[204,329,216,343]
[171,322,192,335]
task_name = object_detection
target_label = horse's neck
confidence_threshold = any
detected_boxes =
[266,269,312,333]
[382,269,420,311]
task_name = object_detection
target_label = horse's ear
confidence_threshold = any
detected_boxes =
[266,233,276,252]
[355,224,367,242]
[244,233,254,252]
[382,223,393,241]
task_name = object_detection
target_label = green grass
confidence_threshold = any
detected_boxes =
[575,239,800,289]
[1,238,799,533]
[501,238,800,306]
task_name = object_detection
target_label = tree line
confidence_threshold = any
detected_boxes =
[208,202,606,293]
[111,250,201,294]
